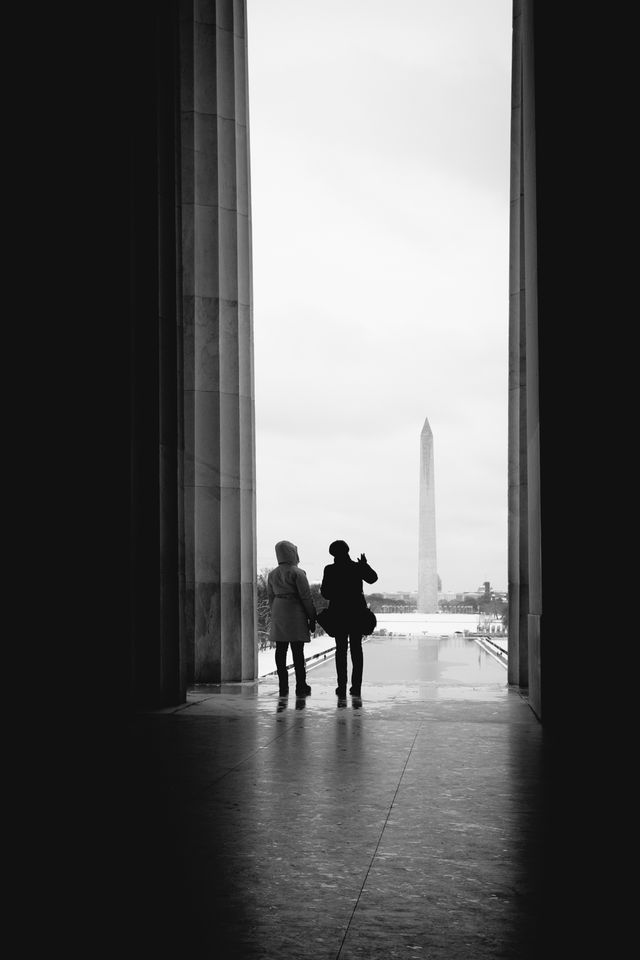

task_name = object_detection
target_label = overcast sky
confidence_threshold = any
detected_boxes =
[246,0,512,595]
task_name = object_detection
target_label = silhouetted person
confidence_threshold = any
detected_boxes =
[267,541,316,697]
[320,540,378,698]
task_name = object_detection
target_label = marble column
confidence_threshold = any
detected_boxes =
[180,0,257,682]
[507,1,529,691]
[417,417,438,613]
[507,0,541,718]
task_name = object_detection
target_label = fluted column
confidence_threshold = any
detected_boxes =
[180,0,257,682]
[507,0,541,716]
[520,0,542,717]
[507,1,529,690]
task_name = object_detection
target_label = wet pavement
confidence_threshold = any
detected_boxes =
[115,634,549,958]
[185,634,509,718]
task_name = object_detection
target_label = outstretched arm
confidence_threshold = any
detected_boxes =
[357,555,378,584]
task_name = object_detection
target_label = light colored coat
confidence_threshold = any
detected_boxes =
[267,541,316,644]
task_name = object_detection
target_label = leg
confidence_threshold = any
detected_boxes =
[335,632,348,695]
[349,632,363,695]
[275,642,289,695]
[292,643,310,696]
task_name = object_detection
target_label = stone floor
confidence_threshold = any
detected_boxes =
[94,635,566,958]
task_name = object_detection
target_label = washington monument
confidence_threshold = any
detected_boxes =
[418,416,438,612]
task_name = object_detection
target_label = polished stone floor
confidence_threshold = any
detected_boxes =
[111,635,554,958]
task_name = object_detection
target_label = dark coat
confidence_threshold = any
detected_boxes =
[320,556,378,630]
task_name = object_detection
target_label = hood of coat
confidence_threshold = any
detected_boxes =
[275,540,299,565]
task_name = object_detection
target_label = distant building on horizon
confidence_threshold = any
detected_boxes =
[417,417,438,612]
[441,583,508,601]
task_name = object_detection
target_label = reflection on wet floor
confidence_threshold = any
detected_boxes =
[185,634,509,717]
[126,632,544,959]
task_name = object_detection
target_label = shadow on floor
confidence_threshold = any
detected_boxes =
[73,635,588,958]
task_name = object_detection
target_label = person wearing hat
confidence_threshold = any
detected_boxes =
[320,540,378,699]
[267,540,316,697]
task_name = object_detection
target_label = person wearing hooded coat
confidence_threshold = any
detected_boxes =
[320,540,378,698]
[267,541,317,697]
